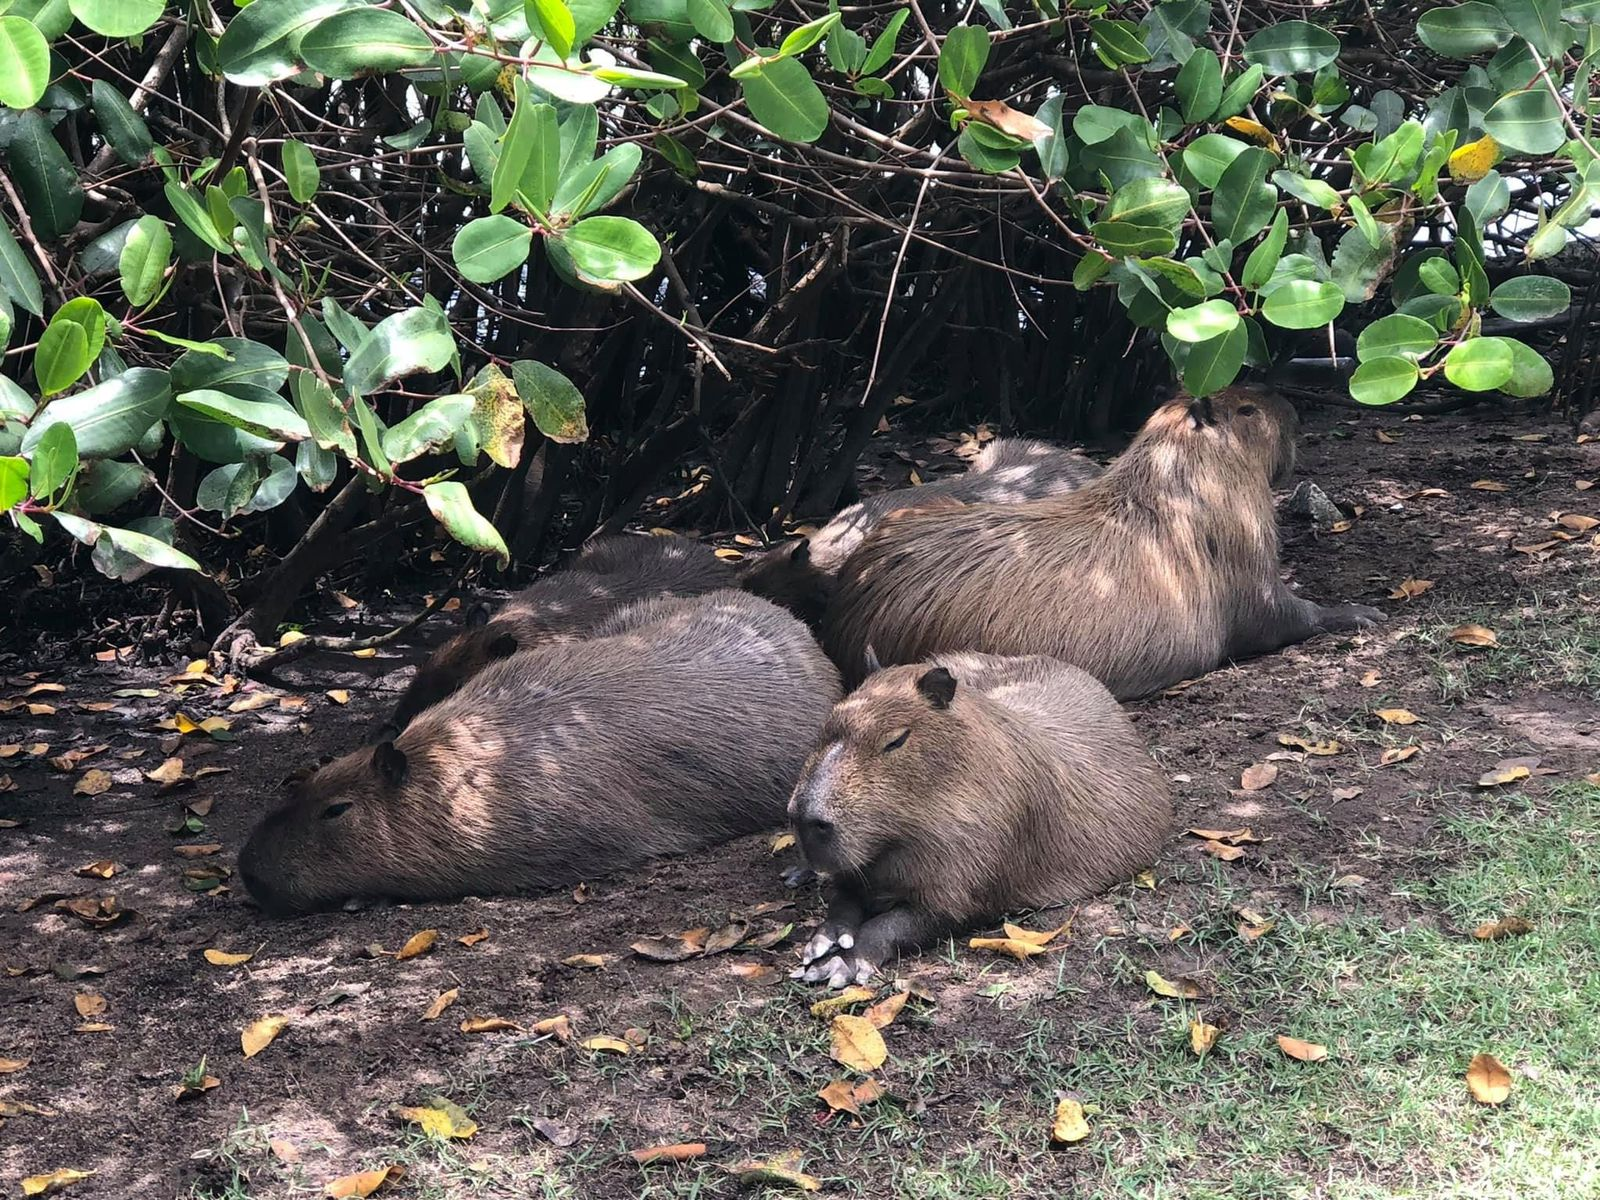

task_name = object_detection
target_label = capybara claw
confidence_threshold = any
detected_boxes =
[801,930,838,965]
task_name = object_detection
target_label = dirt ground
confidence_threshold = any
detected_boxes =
[2,405,1598,1199]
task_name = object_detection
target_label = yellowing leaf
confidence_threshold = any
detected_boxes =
[1277,1034,1328,1062]
[325,1165,405,1198]
[1478,763,1532,787]
[75,860,119,879]
[73,770,112,797]
[459,1015,520,1034]
[1471,479,1509,492]
[0,1057,29,1073]
[628,1142,707,1164]
[73,993,106,1018]
[1238,917,1275,940]
[204,949,254,967]
[1145,970,1203,999]
[726,1152,822,1192]
[228,692,280,713]
[326,689,351,705]
[1277,734,1342,756]
[1448,134,1499,182]
[1375,708,1420,725]
[969,936,1051,960]
[809,986,876,1018]
[351,648,379,659]
[1240,762,1278,791]
[1002,919,1070,946]
[1200,840,1246,861]
[830,1014,887,1072]
[20,1169,95,1196]
[580,1035,632,1054]
[1223,116,1280,151]
[146,757,188,785]
[532,1015,572,1041]
[241,1015,290,1058]
[817,1078,862,1116]
[423,988,460,1021]
[394,929,438,960]
[863,991,909,1030]
[1381,745,1420,765]
[279,630,307,646]
[563,954,606,968]
[1473,916,1533,941]
[769,832,796,853]
[1466,1052,1512,1104]
[1388,578,1434,600]
[965,97,1052,141]
[1448,624,1498,648]
[1134,870,1156,889]
[1189,1020,1220,1056]
[395,1100,477,1139]
[457,928,490,947]
[1050,1097,1091,1144]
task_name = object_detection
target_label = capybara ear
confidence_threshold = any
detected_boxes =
[373,722,400,744]
[372,740,408,787]
[465,603,490,628]
[1186,396,1217,430]
[916,666,957,709]
[790,538,811,565]
[863,644,883,675]
[486,632,518,660]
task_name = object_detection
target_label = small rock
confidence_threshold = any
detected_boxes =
[1286,481,1344,532]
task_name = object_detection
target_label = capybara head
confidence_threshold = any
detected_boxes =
[238,740,420,915]
[1164,385,1298,488]
[383,614,521,733]
[788,663,962,876]
[739,539,832,628]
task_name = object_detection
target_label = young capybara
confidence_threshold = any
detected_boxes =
[240,590,841,915]
[384,532,732,732]
[740,437,1101,625]
[788,652,1172,987]
[824,386,1382,695]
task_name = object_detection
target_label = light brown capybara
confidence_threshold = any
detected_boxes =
[383,532,732,733]
[240,590,840,915]
[824,386,1382,695]
[788,652,1172,987]
[740,437,1101,627]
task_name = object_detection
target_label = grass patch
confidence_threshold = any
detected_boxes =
[1415,600,1600,701]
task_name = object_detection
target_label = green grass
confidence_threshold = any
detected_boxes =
[1413,600,1600,701]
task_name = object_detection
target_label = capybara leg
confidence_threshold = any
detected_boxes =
[801,904,953,989]
[796,883,868,970]
[1230,591,1381,660]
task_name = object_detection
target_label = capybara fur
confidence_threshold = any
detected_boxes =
[824,386,1382,696]
[241,590,840,915]
[384,532,732,732]
[741,437,1101,626]
[788,652,1172,986]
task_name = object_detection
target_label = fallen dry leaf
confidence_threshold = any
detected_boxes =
[1375,428,1397,444]
[532,1015,572,1041]
[1238,909,1276,939]
[73,1023,113,1034]
[1050,1097,1091,1144]
[1466,1052,1512,1104]
[863,991,909,1030]
[459,1015,520,1034]
[457,928,490,946]
[241,1015,290,1058]
[145,757,187,786]
[1240,763,1278,791]
[1332,874,1369,889]
[1557,513,1600,532]
[817,1078,863,1116]
[20,1169,95,1196]
[1002,919,1070,947]
[174,843,223,858]
[1472,916,1533,941]
[1277,1035,1328,1062]
[965,97,1052,140]
[628,1142,706,1165]
[227,692,280,713]
[324,1165,405,1198]
[395,1099,477,1139]
[1471,479,1509,492]
[393,929,437,961]
[74,861,118,880]
[581,1035,632,1055]
[173,1072,221,1101]
[563,954,606,969]
[701,921,749,956]
[422,988,460,1021]
[769,832,796,854]
[810,986,876,1018]
[1145,970,1204,999]
[73,770,112,797]
[725,1151,822,1192]
[1332,785,1364,801]
[352,648,378,659]
[1278,734,1342,756]
[1388,578,1434,600]
[1187,827,1260,844]
[0,1057,28,1073]
[1200,840,1246,861]
[1134,870,1156,889]
[1449,624,1498,648]
[1189,1020,1220,1056]
[57,894,126,927]
[729,962,778,982]
[1380,745,1420,766]
[1375,708,1421,725]
[969,936,1052,960]
[73,993,106,1018]
[1478,761,1532,788]
[326,690,351,705]
[830,1014,887,1072]
[204,948,254,967]
[1360,669,1381,687]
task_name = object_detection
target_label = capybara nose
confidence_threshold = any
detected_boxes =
[801,815,835,840]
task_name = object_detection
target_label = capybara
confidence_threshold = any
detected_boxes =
[384,532,732,732]
[740,437,1101,625]
[240,590,840,914]
[824,386,1382,695]
[788,652,1172,987]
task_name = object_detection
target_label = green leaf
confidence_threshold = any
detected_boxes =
[1106,178,1192,230]
[1416,2,1513,56]
[778,12,841,58]
[51,297,107,366]
[512,359,589,442]
[1494,0,1569,57]
[296,438,336,491]
[1271,170,1342,212]
[862,9,908,74]
[687,0,733,41]
[119,216,172,308]
[1465,171,1510,226]
[739,57,830,142]
[1212,147,1277,244]
[0,15,50,109]
[1349,356,1420,405]
[1526,220,1568,261]
[1182,133,1250,188]
[296,374,357,457]
[1073,254,1113,291]
[1443,337,1515,390]
[569,0,622,42]
[1417,257,1460,296]
[1166,299,1241,343]
[91,80,154,165]
[22,368,171,458]
[28,421,76,500]
[343,307,455,398]
[552,142,642,218]
[1261,279,1345,329]
[1348,194,1382,249]
[382,394,476,463]
[424,481,509,565]
[1356,314,1439,361]
[196,455,297,517]
[957,126,1023,174]
[69,0,163,35]
[1241,21,1341,74]
[1488,275,1571,321]
[493,84,558,213]
[300,7,436,77]
[282,140,320,204]
[0,217,44,318]
[176,389,311,442]
[1081,126,1164,188]
[1214,64,1265,121]
[34,321,90,398]
[524,44,611,103]
[938,24,990,98]
[1483,89,1566,155]
[589,64,690,88]
[54,511,202,574]
[1182,321,1248,396]
[1090,221,1178,257]
[0,455,28,511]
[554,215,661,286]
[75,459,152,514]
[1240,208,1289,290]
[1089,19,1151,67]
[528,0,578,58]
[1499,336,1554,396]
[171,338,290,394]
[217,0,364,86]
[1176,47,1223,123]
[8,111,84,243]
[164,182,233,254]
[1331,222,1398,302]
[452,215,533,285]
[1073,105,1149,146]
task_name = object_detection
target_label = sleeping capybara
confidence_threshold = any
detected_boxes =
[384,532,732,732]
[824,386,1382,695]
[240,590,840,914]
[789,652,1172,987]
[740,436,1101,625]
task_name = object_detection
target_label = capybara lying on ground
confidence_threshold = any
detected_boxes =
[824,386,1382,695]
[741,437,1101,626]
[384,532,732,732]
[789,652,1172,987]
[240,590,840,914]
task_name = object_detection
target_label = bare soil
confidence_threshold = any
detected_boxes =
[2,407,1598,1199]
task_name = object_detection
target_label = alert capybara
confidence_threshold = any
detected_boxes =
[740,437,1101,625]
[788,652,1171,987]
[384,532,732,732]
[240,590,840,914]
[824,386,1382,695]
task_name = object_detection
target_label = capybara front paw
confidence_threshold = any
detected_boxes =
[1323,603,1384,632]
[795,950,879,989]
[781,864,819,889]
[800,921,857,966]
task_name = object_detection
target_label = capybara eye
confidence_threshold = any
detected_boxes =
[881,728,910,753]
[320,801,353,820]
[1237,404,1258,416]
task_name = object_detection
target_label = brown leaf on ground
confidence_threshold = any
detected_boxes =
[830,1014,887,1071]
[203,949,253,967]
[172,1073,221,1101]
[1472,916,1533,941]
[1471,479,1509,492]
[968,936,1052,960]
[1448,624,1498,648]
[1466,1052,1512,1104]
[57,895,126,927]
[422,988,460,1021]
[729,962,778,982]
[863,991,909,1030]
[631,936,698,962]
[701,921,749,956]
[562,954,606,969]
[581,1035,631,1055]
[145,757,187,786]
[628,1143,706,1164]
[1186,827,1259,844]
[817,1078,863,1116]
[73,770,112,797]
[1240,763,1278,791]
[1380,745,1420,765]
[393,930,437,960]
[1145,970,1205,999]
[725,1151,822,1192]
[1190,1020,1220,1055]
[1388,578,1434,600]
[1002,919,1070,946]
[326,690,351,705]
[457,928,489,946]
[324,1165,405,1198]
[20,1168,96,1196]
[809,986,875,1018]
[1050,1097,1090,1144]
[1277,1035,1328,1062]
[1278,734,1342,755]
[73,993,106,1018]
[0,1057,28,1073]
[241,1015,289,1058]
[532,1015,572,1041]
[1478,757,1539,787]
[1557,513,1599,532]
[1375,708,1421,725]
[1200,840,1246,861]
[459,1015,520,1034]
[227,693,280,713]
[74,861,118,880]
[174,843,223,858]
[770,831,796,853]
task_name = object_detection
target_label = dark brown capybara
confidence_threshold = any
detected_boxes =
[788,652,1172,987]
[240,590,840,915]
[740,437,1101,627]
[824,386,1382,696]
[383,532,732,733]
